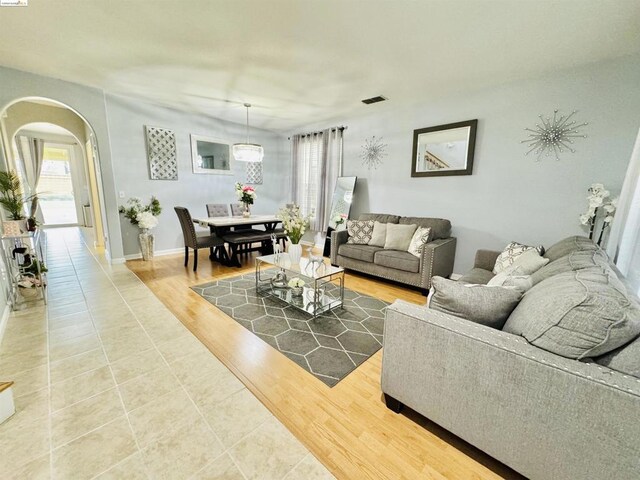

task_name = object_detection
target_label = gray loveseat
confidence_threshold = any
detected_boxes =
[381,236,640,480]
[330,213,456,292]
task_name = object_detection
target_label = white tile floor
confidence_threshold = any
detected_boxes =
[0,228,334,480]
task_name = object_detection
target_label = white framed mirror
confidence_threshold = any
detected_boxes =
[190,134,233,175]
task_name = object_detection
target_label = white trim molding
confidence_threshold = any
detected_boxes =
[0,304,11,348]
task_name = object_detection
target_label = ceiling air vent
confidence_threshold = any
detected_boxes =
[361,95,387,105]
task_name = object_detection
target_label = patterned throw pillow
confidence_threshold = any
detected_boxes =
[493,242,545,274]
[346,220,374,245]
[407,227,432,257]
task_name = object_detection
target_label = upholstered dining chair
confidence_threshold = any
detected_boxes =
[174,206,226,272]
[206,203,229,218]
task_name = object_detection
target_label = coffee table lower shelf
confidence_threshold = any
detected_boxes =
[256,283,342,318]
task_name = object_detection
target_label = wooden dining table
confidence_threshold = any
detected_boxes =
[192,215,283,266]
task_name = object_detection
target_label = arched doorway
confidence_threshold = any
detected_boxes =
[0,97,108,252]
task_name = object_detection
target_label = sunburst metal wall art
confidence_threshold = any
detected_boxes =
[521,110,587,161]
[360,135,388,170]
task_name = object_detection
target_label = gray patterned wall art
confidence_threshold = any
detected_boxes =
[145,125,178,180]
[246,161,263,184]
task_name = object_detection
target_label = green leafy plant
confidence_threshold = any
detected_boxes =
[118,196,162,226]
[0,170,35,220]
[24,259,48,276]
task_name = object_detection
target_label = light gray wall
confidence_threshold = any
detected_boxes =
[104,94,290,257]
[292,55,640,273]
[0,65,124,260]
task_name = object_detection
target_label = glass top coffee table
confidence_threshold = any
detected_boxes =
[255,253,345,318]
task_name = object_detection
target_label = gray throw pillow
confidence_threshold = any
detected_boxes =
[384,223,417,251]
[346,220,374,245]
[428,276,523,329]
[543,235,598,263]
[503,268,640,359]
[368,221,387,247]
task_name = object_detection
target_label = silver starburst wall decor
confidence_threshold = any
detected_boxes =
[521,110,588,161]
[360,135,388,170]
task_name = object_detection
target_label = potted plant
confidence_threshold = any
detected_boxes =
[235,182,256,217]
[118,196,162,260]
[277,204,311,264]
[0,170,35,236]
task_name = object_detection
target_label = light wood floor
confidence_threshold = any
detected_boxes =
[127,249,522,480]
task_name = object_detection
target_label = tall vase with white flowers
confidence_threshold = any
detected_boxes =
[235,182,256,218]
[118,196,162,260]
[579,183,618,247]
[277,204,311,264]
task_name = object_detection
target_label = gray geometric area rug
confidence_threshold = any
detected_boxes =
[191,273,387,387]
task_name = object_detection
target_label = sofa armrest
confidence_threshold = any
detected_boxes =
[420,237,456,288]
[382,300,640,480]
[474,249,500,271]
[330,230,349,265]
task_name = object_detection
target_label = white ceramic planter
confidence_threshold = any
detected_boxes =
[288,243,302,264]
[3,220,26,236]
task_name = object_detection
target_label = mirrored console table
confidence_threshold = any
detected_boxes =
[0,230,47,309]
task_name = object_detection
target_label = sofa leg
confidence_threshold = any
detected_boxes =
[383,394,404,413]
[421,288,429,297]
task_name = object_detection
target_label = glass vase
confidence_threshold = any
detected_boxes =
[242,203,251,218]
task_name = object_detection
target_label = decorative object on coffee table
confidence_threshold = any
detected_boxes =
[579,183,618,246]
[411,120,477,177]
[118,196,162,260]
[521,109,587,161]
[192,273,387,387]
[145,125,178,180]
[234,182,256,218]
[278,204,310,264]
[288,277,305,296]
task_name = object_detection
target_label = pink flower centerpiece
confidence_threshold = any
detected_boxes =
[235,182,256,217]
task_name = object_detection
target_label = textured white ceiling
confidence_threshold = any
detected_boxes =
[0,0,638,131]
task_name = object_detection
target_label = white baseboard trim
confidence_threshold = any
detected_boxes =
[450,273,462,280]
[110,257,126,264]
[123,247,184,261]
[0,304,11,349]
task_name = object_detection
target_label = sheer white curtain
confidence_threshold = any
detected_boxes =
[607,127,640,294]
[15,135,45,220]
[291,128,343,231]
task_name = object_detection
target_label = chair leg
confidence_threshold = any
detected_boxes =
[193,248,198,272]
[184,247,189,267]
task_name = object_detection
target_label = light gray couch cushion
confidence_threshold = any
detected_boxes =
[384,223,417,251]
[429,276,522,329]
[374,249,420,273]
[399,216,451,240]
[338,244,381,263]
[503,268,640,359]
[543,235,598,263]
[531,249,609,285]
[359,213,400,224]
[368,221,387,247]
[595,335,640,378]
[458,268,494,285]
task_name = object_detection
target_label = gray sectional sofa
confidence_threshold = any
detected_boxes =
[330,213,456,292]
[381,236,640,480]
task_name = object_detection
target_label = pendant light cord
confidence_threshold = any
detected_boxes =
[244,103,251,143]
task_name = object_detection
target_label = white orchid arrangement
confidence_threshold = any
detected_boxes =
[579,183,618,246]
[277,204,311,244]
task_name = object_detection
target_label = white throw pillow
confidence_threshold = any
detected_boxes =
[368,221,388,247]
[384,223,418,251]
[489,250,549,287]
[493,241,545,274]
[407,226,432,258]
